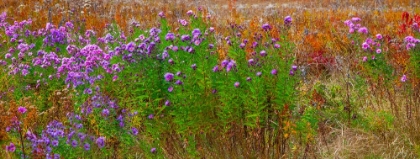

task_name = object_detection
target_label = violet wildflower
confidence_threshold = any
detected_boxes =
[376,34,383,40]
[158,11,165,18]
[289,70,295,76]
[18,106,27,114]
[376,49,382,54]
[246,77,252,81]
[234,82,240,88]
[52,140,59,147]
[401,75,407,82]
[191,64,197,70]
[271,69,278,75]
[212,65,219,72]
[358,27,368,34]
[165,100,171,106]
[187,10,194,16]
[71,139,78,147]
[84,143,90,151]
[165,33,175,41]
[284,16,292,25]
[132,128,139,135]
[175,80,183,85]
[148,114,154,119]
[362,56,368,62]
[256,72,262,77]
[292,65,298,71]
[96,137,105,148]
[102,109,110,117]
[6,143,15,152]
[262,23,272,31]
[274,44,281,49]
[168,86,173,92]
[260,50,267,57]
[164,73,174,81]
[248,59,255,65]
[151,147,157,153]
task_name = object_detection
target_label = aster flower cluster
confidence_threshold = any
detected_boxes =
[404,36,420,50]
[344,17,368,34]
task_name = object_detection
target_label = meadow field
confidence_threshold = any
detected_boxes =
[1,0,420,158]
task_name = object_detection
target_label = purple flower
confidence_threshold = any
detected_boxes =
[358,27,368,34]
[401,75,407,83]
[284,16,292,25]
[362,56,368,62]
[148,114,154,119]
[6,143,15,152]
[246,77,252,81]
[151,147,157,153]
[102,109,110,117]
[262,23,272,31]
[376,49,382,54]
[71,139,78,147]
[271,69,278,75]
[158,11,165,18]
[248,59,255,65]
[165,100,171,106]
[376,34,383,40]
[96,137,105,148]
[191,64,197,70]
[5,53,11,59]
[168,86,173,92]
[274,44,281,49]
[175,80,183,85]
[131,127,139,135]
[84,143,90,151]
[168,59,174,65]
[52,140,59,147]
[289,70,295,76]
[18,106,27,114]
[165,33,175,41]
[164,73,174,81]
[234,82,240,88]
[239,43,246,49]
[212,65,219,72]
[256,72,262,77]
[292,65,298,71]
[187,10,194,16]
[351,17,361,22]
[260,50,267,57]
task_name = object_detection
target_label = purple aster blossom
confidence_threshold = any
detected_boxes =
[168,59,174,65]
[274,44,281,49]
[376,34,383,40]
[212,65,219,72]
[292,65,298,71]
[191,64,197,70]
[176,71,182,76]
[212,89,217,94]
[358,27,368,34]
[262,23,272,31]
[102,109,110,117]
[148,114,154,119]
[187,10,194,16]
[131,127,139,135]
[221,60,229,68]
[284,16,292,25]
[401,75,407,82]
[158,11,165,18]
[289,70,295,76]
[175,80,183,85]
[21,69,29,76]
[165,33,175,41]
[178,19,189,26]
[18,106,27,114]
[246,77,252,81]
[271,69,278,75]
[260,50,267,57]
[256,72,262,77]
[84,143,90,151]
[164,73,174,81]
[362,56,368,62]
[248,59,255,65]
[239,43,246,49]
[151,147,157,153]
[351,17,361,22]
[362,42,370,50]
[209,27,215,32]
[6,143,15,152]
[96,137,105,148]
[208,44,214,49]
[52,140,59,147]
[376,49,382,54]
[5,53,11,59]
[234,82,240,88]
[165,100,171,106]
[71,139,78,147]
